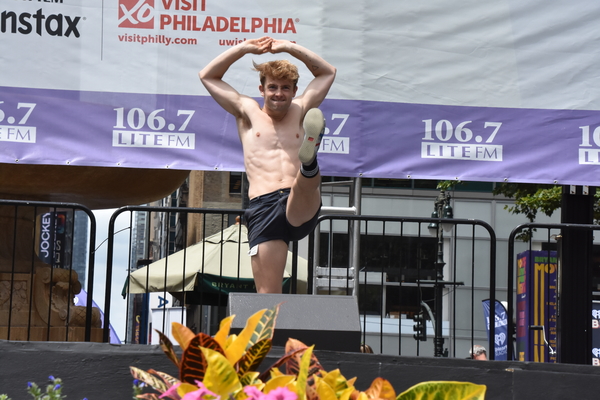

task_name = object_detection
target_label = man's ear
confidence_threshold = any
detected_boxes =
[259,85,265,96]
[293,86,298,97]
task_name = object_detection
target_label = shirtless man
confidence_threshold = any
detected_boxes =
[199,37,336,293]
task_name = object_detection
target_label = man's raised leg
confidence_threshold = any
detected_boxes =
[287,108,325,227]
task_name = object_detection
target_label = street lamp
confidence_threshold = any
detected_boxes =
[427,190,453,357]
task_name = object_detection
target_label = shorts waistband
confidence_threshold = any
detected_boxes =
[249,188,291,204]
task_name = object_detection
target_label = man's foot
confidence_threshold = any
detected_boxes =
[299,108,325,165]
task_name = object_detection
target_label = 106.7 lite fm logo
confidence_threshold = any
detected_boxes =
[118,0,298,33]
[0,2,82,37]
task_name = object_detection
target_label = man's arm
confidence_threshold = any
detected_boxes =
[270,40,336,110]
[199,37,272,117]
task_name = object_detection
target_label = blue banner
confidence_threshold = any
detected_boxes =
[482,299,509,361]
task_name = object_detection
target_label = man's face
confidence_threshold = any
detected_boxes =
[259,76,298,113]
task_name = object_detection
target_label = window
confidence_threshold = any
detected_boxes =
[319,232,437,318]
[229,172,242,194]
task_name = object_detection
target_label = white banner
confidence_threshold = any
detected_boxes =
[2,0,600,184]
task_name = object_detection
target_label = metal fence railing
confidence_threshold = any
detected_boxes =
[507,222,600,363]
[13,200,600,364]
[0,200,97,342]
[309,214,498,358]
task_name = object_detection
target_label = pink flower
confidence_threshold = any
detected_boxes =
[182,381,220,400]
[264,387,297,400]
[244,386,297,400]
[160,383,182,400]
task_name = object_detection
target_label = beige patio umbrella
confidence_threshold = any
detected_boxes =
[127,223,308,297]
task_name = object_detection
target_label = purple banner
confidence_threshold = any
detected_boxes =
[2,85,600,185]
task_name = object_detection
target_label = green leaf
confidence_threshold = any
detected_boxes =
[396,381,486,400]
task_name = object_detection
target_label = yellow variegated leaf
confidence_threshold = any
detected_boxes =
[263,374,296,393]
[396,381,486,400]
[249,303,280,347]
[214,315,235,348]
[270,368,284,378]
[239,371,263,387]
[338,386,356,400]
[176,382,202,398]
[201,347,243,397]
[365,378,396,400]
[225,309,266,364]
[237,339,272,376]
[171,322,195,350]
[295,345,314,400]
[316,378,338,400]
[226,334,237,350]
[321,369,354,395]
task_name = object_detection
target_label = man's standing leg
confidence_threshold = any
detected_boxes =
[251,240,289,293]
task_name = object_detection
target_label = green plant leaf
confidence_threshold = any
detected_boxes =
[156,330,179,367]
[201,346,244,398]
[237,339,272,376]
[180,333,225,384]
[396,381,486,400]
[130,366,169,394]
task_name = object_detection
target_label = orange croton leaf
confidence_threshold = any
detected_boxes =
[171,322,195,350]
[180,333,224,384]
[284,338,324,378]
[364,378,396,400]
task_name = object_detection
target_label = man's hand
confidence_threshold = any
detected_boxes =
[244,37,273,54]
[269,39,292,54]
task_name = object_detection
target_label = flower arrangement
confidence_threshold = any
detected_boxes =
[130,304,486,400]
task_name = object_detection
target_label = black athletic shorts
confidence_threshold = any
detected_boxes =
[244,188,321,248]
